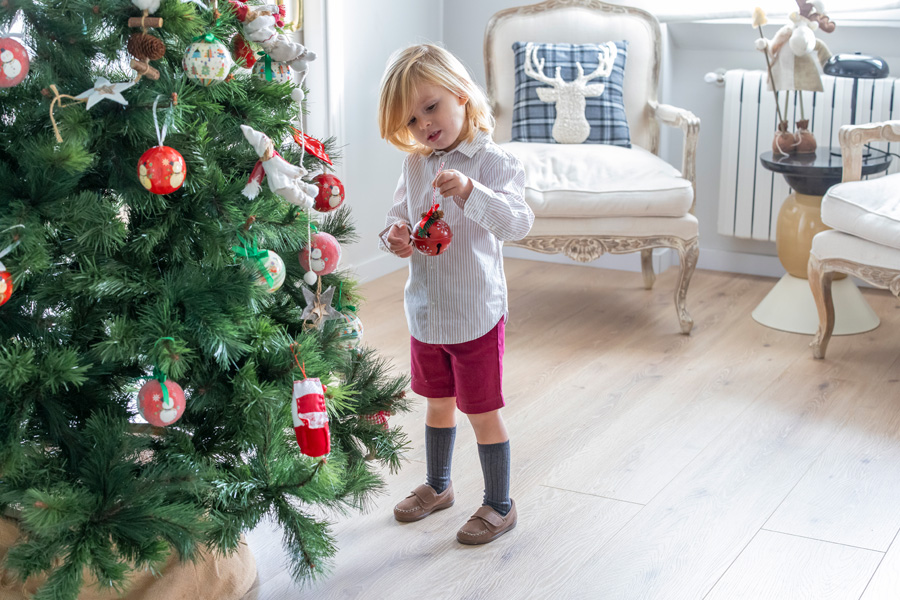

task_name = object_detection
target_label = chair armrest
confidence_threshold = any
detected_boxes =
[652,102,700,209]
[839,120,900,183]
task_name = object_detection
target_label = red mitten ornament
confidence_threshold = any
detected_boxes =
[413,203,452,256]
[138,378,186,427]
[312,174,345,213]
[299,232,341,280]
[138,146,186,195]
[0,37,29,88]
[232,33,256,68]
[292,378,330,457]
[0,269,12,306]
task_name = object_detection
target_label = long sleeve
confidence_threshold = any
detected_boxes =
[463,151,534,242]
[377,165,412,253]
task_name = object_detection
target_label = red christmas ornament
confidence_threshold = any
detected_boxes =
[312,173,345,213]
[291,127,332,165]
[299,232,341,277]
[138,379,186,427]
[0,37,29,88]
[292,378,330,457]
[412,203,453,256]
[231,33,256,68]
[138,146,186,195]
[0,270,12,306]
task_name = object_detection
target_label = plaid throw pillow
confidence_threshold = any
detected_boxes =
[511,41,630,146]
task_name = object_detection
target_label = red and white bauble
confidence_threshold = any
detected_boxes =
[292,378,330,457]
[183,36,233,86]
[335,312,363,350]
[252,57,292,84]
[138,379,187,427]
[299,232,341,278]
[312,174,345,213]
[362,410,390,430]
[257,250,286,293]
[0,37,29,88]
[231,33,256,69]
[413,209,453,256]
[0,270,12,306]
[138,146,186,195]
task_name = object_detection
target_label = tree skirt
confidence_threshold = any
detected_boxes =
[0,518,257,600]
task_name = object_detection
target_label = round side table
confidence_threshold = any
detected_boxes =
[753,146,892,334]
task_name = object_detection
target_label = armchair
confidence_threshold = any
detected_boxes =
[484,0,700,333]
[809,121,900,358]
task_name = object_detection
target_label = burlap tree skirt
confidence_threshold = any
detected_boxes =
[0,518,257,600]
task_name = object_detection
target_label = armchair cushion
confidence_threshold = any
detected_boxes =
[511,41,630,146]
[501,142,693,218]
[821,173,900,251]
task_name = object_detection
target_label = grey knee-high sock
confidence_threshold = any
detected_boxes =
[478,440,511,516]
[425,425,456,494]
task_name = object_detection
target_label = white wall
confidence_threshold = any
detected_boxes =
[306,0,442,283]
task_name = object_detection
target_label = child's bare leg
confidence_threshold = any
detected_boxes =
[426,396,457,428]
[466,409,508,444]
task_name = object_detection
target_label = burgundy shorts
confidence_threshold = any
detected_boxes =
[410,318,505,415]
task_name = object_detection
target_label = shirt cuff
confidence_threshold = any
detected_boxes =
[462,180,493,224]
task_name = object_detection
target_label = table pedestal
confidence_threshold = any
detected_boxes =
[752,273,880,335]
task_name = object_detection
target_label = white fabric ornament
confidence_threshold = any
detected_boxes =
[240,125,318,208]
[232,4,317,78]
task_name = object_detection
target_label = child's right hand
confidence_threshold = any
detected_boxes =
[386,222,414,258]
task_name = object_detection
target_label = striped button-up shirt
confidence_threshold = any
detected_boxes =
[379,130,534,345]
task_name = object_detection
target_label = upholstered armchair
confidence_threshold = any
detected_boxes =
[809,120,900,358]
[484,0,700,333]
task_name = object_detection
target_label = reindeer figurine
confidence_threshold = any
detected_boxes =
[524,41,617,144]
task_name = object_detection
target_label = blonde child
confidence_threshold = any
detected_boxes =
[377,43,534,544]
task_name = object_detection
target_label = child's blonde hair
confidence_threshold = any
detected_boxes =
[378,44,494,154]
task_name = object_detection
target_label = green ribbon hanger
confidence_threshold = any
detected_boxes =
[151,337,176,406]
[233,234,273,286]
[337,281,357,313]
[256,51,273,81]
[192,32,221,44]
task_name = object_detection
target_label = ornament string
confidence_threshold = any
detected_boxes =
[233,234,273,286]
[151,95,173,148]
[47,85,88,143]
[0,224,23,274]
[289,343,307,379]
[418,161,445,236]
[151,337,176,406]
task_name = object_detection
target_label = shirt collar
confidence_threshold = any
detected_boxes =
[431,129,490,158]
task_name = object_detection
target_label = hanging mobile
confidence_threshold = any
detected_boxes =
[138,95,186,195]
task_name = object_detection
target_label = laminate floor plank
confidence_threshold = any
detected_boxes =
[705,530,882,600]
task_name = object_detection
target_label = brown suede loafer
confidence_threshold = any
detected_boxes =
[456,500,517,545]
[393,482,455,522]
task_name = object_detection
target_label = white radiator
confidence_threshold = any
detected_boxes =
[717,69,900,241]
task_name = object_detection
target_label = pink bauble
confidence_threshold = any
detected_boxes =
[138,379,186,426]
[138,146,186,195]
[311,174,345,213]
[0,37,29,88]
[298,232,341,277]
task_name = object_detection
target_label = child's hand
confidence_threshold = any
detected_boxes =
[386,222,414,258]
[433,169,474,201]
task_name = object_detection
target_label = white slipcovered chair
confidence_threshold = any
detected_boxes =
[484,0,700,333]
[809,120,900,358]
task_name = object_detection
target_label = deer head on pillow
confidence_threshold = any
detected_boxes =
[524,42,618,144]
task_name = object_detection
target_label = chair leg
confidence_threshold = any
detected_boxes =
[808,255,836,359]
[641,249,656,290]
[674,238,699,335]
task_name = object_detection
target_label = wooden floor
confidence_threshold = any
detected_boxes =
[242,259,900,600]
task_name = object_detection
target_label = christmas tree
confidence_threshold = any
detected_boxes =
[0,1,410,598]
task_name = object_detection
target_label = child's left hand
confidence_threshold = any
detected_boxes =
[433,169,474,201]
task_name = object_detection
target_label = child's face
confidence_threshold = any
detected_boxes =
[406,82,468,152]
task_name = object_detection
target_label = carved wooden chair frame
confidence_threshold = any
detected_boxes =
[809,121,900,358]
[484,0,701,334]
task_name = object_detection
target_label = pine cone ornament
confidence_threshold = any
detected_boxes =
[127,32,166,61]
